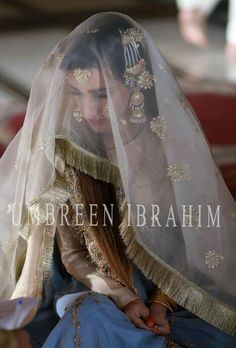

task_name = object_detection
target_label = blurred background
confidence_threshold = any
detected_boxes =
[0,0,235,198]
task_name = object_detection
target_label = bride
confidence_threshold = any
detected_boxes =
[0,12,235,348]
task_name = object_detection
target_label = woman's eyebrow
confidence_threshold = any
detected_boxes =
[89,87,107,93]
[68,85,81,93]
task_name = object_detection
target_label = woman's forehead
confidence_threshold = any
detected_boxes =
[67,68,106,90]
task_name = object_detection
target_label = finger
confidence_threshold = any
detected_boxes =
[140,306,150,320]
[133,316,152,330]
[154,324,171,336]
[145,315,157,328]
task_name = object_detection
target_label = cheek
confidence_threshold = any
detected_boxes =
[115,90,130,115]
[72,95,81,108]
[120,93,130,117]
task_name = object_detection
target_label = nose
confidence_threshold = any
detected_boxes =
[82,96,99,119]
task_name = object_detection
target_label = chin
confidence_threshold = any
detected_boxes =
[88,122,111,134]
[92,128,106,134]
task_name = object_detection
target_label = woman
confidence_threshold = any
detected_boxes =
[0,13,235,348]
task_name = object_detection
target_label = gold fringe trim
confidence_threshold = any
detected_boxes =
[24,174,70,227]
[41,225,55,282]
[119,199,236,336]
[55,136,122,187]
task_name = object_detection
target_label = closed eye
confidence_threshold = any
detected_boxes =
[93,92,107,99]
[69,87,82,96]
[92,88,107,99]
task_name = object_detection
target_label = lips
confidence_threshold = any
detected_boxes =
[87,118,107,126]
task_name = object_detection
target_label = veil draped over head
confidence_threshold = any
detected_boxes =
[0,12,235,335]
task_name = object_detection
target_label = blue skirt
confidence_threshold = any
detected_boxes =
[41,266,236,348]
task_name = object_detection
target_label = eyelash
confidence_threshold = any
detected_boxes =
[95,94,107,99]
[71,91,107,99]
[71,91,82,96]
[71,92,107,99]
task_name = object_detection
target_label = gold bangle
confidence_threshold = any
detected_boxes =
[149,290,178,312]
[150,300,173,312]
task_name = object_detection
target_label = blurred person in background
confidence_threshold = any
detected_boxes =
[176,0,236,58]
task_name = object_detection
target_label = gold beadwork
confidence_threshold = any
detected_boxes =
[121,27,144,46]
[167,163,191,182]
[205,250,224,269]
[120,27,154,89]
[73,68,92,86]
[150,117,167,139]
[138,69,155,89]
[72,292,94,347]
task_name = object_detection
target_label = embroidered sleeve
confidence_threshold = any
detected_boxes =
[56,223,138,308]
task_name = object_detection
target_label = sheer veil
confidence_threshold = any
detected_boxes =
[0,12,235,335]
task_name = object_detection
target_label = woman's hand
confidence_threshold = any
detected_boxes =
[146,302,171,335]
[122,299,151,330]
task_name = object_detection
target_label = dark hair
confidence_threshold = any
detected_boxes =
[61,13,136,80]
[79,171,133,290]
[60,13,158,118]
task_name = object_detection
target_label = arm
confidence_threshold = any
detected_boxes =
[56,224,138,309]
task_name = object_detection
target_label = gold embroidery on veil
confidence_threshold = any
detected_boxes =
[73,68,92,86]
[150,117,168,140]
[167,163,191,182]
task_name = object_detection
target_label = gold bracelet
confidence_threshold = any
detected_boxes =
[150,300,173,312]
[148,290,178,312]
